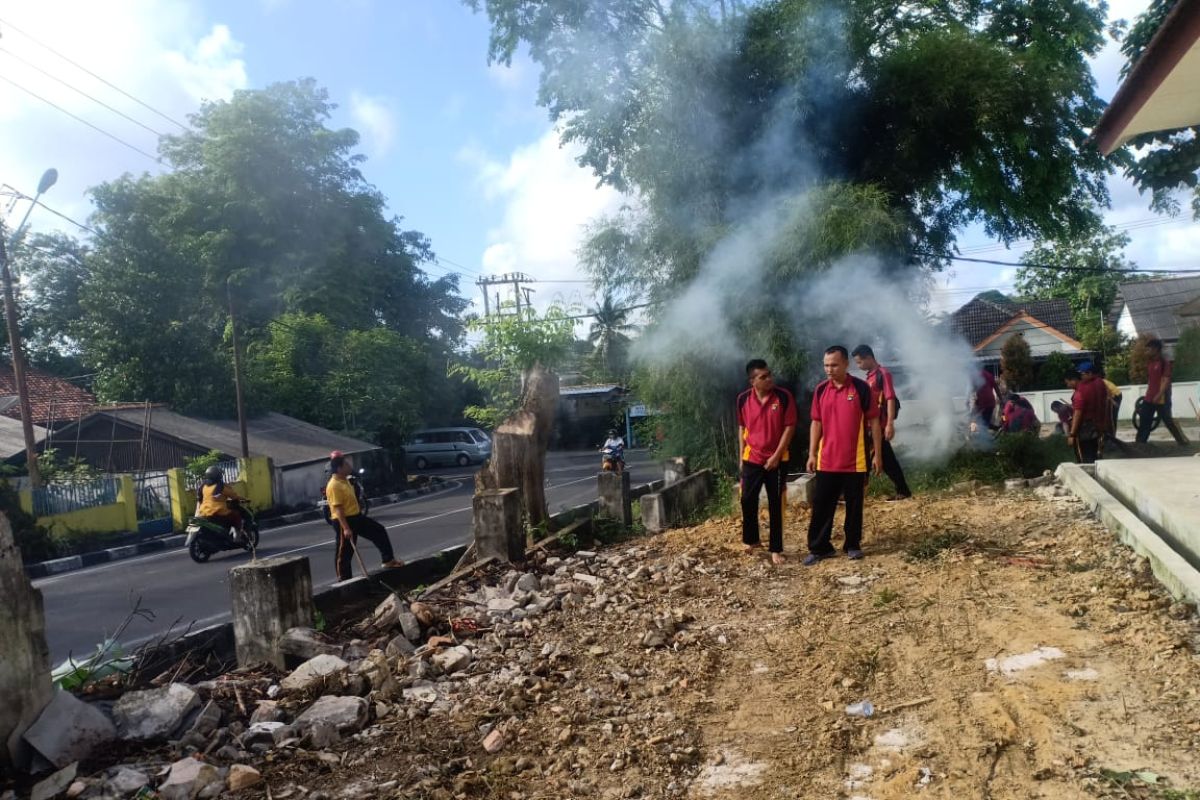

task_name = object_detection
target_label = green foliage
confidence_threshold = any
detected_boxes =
[905,531,969,562]
[880,434,1074,494]
[873,588,900,608]
[1118,0,1200,218]
[1129,332,1158,382]
[451,305,578,428]
[1105,351,1131,385]
[585,293,636,382]
[52,639,133,691]
[1000,334,1034,391]
[37,447,104,485]
[0,480,55,563]
[1173,325,1200,382]
[45,80,465,441]
[1035,352,1075,391]
[184,450,223,483]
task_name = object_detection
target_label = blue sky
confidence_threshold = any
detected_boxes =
[1,0,1193,321]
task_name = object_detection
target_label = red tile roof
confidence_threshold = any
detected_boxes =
[0,362,96,426]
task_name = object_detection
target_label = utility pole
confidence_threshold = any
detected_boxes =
[226,280,250,458]
[1,168,58,488]
[476,272,535,319]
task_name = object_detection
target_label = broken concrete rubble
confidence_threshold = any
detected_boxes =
[22,690,116,769]
[278,654,350,693]
[293,696,367,734]
[111,683,199,742]
[158,756,220,800]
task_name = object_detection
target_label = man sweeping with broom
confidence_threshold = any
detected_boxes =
[327,453,404,580]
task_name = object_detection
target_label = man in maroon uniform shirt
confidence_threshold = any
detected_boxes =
[737,359,796,565]
[1135,339,1189,445]
[1068,361,1109,464]
[851,344,911,500]
[805,346,882,565]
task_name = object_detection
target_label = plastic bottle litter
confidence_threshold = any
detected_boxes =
[844,700,874,718]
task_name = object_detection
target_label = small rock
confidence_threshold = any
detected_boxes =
[112,683,199,741]
[1004,478,1028,492]
[305,721,340,749]
[398,610,423,643]
[279,654,350,693]
[487,598,520,615]
[107,766,151,795]
[23,690,117,768]
[226,765,262,792]
[158,757,220,800]
[516,573,541,593]
[431,646,472,674]
[573,573,603,587]
[64,782,86,799]
[249,700,284,725]
[482,729,505,753]
[367,593,404,630]
[385,634,416,658]
[279,627,343,660]
[293,695,368,734]
[31,763,77,800]
[242,721,286,748]
[188,700,222,737]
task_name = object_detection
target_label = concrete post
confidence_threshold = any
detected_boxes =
[117,474,138,532]
[473,488,524,563]
[662,457,689,486]
[0,513,52,772]
[597,471,633,526]
[230,556,314,669]
[166,468,193,531]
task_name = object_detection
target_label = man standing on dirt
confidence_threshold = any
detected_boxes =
[970,368,1000,432]
[1067,363,1108,464]
[1135,339,1189,445]
[327,454,404,580]
[805,346,882,565]
[737,359,797,565]
[851,345,912,500]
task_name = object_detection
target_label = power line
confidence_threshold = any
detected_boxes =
[0,15,189,131]
[0,188,97,236]
[0,46,166,138]
[0,74,161,164]
[939,253,1200,275]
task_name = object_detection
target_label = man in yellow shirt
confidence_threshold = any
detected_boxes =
[1102,373,1122,444]
[327,454,403,580]
[197,465,245,537]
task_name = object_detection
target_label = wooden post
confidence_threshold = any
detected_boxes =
[479,365,559,529]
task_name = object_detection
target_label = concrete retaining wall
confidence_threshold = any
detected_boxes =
[640,470,713,533]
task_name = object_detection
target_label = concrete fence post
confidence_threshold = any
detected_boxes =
[117,474,138,532]
[597,471,633,526]
[0,513,52,772]
[166,468,193,531]
[473,488,524,563]
[662,457,689,486]
[230,556,314,669]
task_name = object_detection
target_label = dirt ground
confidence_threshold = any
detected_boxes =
[256,484,1200,800]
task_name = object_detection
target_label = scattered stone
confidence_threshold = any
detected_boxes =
[279,654,350,692]
[1004,478,1028,492]
[242,721,286,748]
[249,700,285,725]
[64,782,85,799]
[107,766,151,795]
[293,695,368,733]
[573,573,603,587]
[305,721,340,749]
[31,763,77,800]
[409,601,437,627]
[158,756,220,800]
[188,700,222,737]
[112,683,199,741]
[984,646,1065,676]
[226,765,262,792]
[23,690,117,768]
[516,573,541,593]
[354,649,396,694]
[432,646,473,674]
[482,729,506,753]
[367,593,404,630]
[385,633,416,658]
[487,598,520,615]
[398,610,423,642]
[280,627,343,660]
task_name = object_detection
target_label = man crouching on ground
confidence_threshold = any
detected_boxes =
[737,359,796,565]
[805,346,882,565]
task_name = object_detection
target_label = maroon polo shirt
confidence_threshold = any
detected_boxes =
[866,365,898,426]
[812,377,878,473]
[1146,357,1172,401]
[736,387,797,466]
[1072,376,1109,430]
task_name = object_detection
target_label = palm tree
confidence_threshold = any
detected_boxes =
[587,293,636,381]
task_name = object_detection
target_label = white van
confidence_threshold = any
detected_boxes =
[405,428,492,469]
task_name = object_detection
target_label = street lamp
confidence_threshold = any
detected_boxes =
[0,167,59,487]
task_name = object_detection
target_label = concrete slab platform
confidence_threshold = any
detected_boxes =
[1057,463,1200,605]
[1096,457,1200,572]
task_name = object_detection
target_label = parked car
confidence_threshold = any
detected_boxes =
[405,427,492,469]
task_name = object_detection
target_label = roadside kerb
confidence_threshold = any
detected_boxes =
[1056,462,1200,605]
[24,479,460,580]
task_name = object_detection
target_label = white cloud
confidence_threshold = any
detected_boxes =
[0,1,247,232]
[486,55,533,92]
[467,128,623,307]
[349,90,398,159]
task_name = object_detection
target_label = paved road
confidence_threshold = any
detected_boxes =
[36,450,655,664]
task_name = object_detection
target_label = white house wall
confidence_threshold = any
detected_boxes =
[1117,305,1138,340]
[975,319,1081,358]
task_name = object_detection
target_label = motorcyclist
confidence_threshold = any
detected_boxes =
[601,429,625,469]
[196,465,246,539]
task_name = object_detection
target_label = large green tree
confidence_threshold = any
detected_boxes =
[585,293,636,381]
[72,80,465,433]
[470,0,1118,466]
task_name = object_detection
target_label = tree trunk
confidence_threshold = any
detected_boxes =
[476,365,559,529]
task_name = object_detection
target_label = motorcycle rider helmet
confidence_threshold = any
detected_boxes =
[330,450,343,459]
[203,465,224,484]
[608,429,617,437]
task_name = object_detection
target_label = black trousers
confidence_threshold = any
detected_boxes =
[334,514,395,580]
[1135,400,1188,445]
[741,461,785,553]
[1109,396,1122,440]
[1074,436,1101,465]
[871,435,911,497]
[807,471,866,555]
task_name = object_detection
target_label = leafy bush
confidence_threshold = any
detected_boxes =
[877,434,1074,494]
[0,480,56,563]
[1174,325,1200,382]
[185,449,223,483]
[1001,333,1034,391]
[1035,351,1074,390]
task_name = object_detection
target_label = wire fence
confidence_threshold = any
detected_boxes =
[32,477,119,516]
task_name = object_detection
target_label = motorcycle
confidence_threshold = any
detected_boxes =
[600,443,625,473]
[185,499,260,563]
[318,468,370,525]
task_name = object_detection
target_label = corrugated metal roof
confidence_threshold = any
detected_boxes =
[559,384,624,397]
[1112,276,1200,342]
[0,415,45,460]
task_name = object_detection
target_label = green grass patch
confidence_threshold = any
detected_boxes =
[905,531,969,562]
[873,588,900,608]
[871,434,1074,497]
